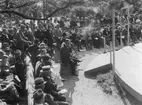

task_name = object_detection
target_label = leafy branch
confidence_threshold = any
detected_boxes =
[0,0,83,20]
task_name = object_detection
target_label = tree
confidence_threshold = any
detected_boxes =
[0,0,84,20]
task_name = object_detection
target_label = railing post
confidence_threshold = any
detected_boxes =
[112,9,116,74]
[104,37,106,53]
[110,41,112,65]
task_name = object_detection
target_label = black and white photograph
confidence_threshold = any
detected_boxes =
[0,0,142,105]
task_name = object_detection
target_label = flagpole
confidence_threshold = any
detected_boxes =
[112,9,116,74]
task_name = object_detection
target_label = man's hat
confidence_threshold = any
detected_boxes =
[15,50,22,57]
[2,54,9,59]
[35,77,46,89]
[21,24,26,29]
[65,38,70,41]
[4,47,11,52]
[38,42,46,49]
[2,42,9,49]
[42,65,51,71]
[33,89,44,103]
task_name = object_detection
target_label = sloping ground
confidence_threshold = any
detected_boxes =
[53,50,123,105]
[64,53,125,105]
[53,47,142,105]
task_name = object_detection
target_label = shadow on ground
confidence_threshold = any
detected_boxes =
[77,48,104,59]
[84,64,112,79]
[62,75,79,105]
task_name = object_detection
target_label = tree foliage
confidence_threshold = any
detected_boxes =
[0,0,84,20]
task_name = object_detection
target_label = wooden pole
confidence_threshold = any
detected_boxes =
[104,37,106,53]
[112,9,116,73]
[120,15,123,47]
[127,7,130,45]
[110,41,112,65]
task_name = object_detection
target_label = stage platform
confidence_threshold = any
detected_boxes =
[86,43,142,103]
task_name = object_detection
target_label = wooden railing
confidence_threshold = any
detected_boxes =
[25,56,35,105]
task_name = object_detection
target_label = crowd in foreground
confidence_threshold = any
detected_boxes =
[0,15,142,105]
[0,17,84,105]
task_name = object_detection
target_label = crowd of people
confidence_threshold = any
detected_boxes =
[0,14,142,105]
[0,16,85,105]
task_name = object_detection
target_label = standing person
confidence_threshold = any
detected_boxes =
[27,39,39,67]
[54,25,63,50]
[43,26,54,56]
[14,50,26,91]
[135,25,141,41]
[115,26,121,46]
[130,25,138,44]
[122,26,127,46]
[24,24,35,45]
[60,39,78,76]
[1,28,10,44]
[14,25,31,51]
[60,39,72,66]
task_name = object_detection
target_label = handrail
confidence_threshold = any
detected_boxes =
[25,56,35,105]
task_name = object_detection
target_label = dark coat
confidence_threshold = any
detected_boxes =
[15,58,26,82]
[60,43,71,65]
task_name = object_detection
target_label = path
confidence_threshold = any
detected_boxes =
[53,49,142,105]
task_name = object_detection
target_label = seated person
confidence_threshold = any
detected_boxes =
[3,47,15,66]
[0,81,19,104]
[0,55,11,79]
[34,77,69,105]
[33,89,49,105]
[35,49,51,78]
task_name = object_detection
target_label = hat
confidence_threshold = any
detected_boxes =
[37,53,49,58]
[40,53,50,58]
[15,50,22,57]
[2,54,9,59]
[2,42,9,49]
[4,47,11,51]
[65,38,70,41]
[35,77,46,89]
[42,65,51,71]
[33,89,44,103]
[38,43,46,49]
[39,70,51,78]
